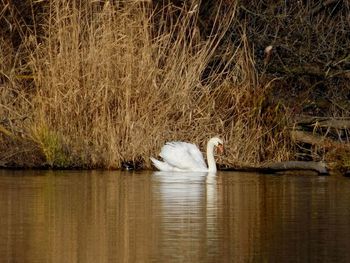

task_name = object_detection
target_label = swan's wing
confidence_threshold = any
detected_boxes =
[185,143,208,169]
[150,157,177,171]
[159,141,207,170]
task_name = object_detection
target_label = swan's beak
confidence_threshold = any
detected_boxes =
[217,144,224,155]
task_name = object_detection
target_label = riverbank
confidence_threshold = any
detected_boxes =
[1,1,349,172]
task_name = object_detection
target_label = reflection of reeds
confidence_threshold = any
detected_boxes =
[1,1,292,168]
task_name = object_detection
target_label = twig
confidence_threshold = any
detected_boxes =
[310,0,341,16]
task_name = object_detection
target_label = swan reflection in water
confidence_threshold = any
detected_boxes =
[152,171,218,261]
[153,171,216,203]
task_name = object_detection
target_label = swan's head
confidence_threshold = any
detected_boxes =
[209,137,224,154]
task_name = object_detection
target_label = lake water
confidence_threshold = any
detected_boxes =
[0,170,350,262]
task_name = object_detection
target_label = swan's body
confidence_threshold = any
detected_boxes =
[150,137,223,172]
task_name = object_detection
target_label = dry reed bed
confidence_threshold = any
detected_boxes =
[1,1,294,168]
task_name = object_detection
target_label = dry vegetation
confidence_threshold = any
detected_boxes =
[0,0,349,170]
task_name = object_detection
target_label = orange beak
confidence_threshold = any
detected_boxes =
[216,144,224,155]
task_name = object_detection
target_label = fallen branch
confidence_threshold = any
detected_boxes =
[268,65,350,79]
[261,161,328,174]
[318,119,350,129]
[295,115,350,126]
[290,130,334,147]
[222,161,329,175]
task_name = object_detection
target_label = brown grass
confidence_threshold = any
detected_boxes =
[0,0,294,169]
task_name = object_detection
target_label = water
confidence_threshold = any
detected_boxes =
[0,170,350,262]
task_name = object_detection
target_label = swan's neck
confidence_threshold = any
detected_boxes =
[206,141,217,172]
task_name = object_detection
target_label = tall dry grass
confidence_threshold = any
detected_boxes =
[1,0,293,168]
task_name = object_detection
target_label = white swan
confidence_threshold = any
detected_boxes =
[150,137,224,172]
